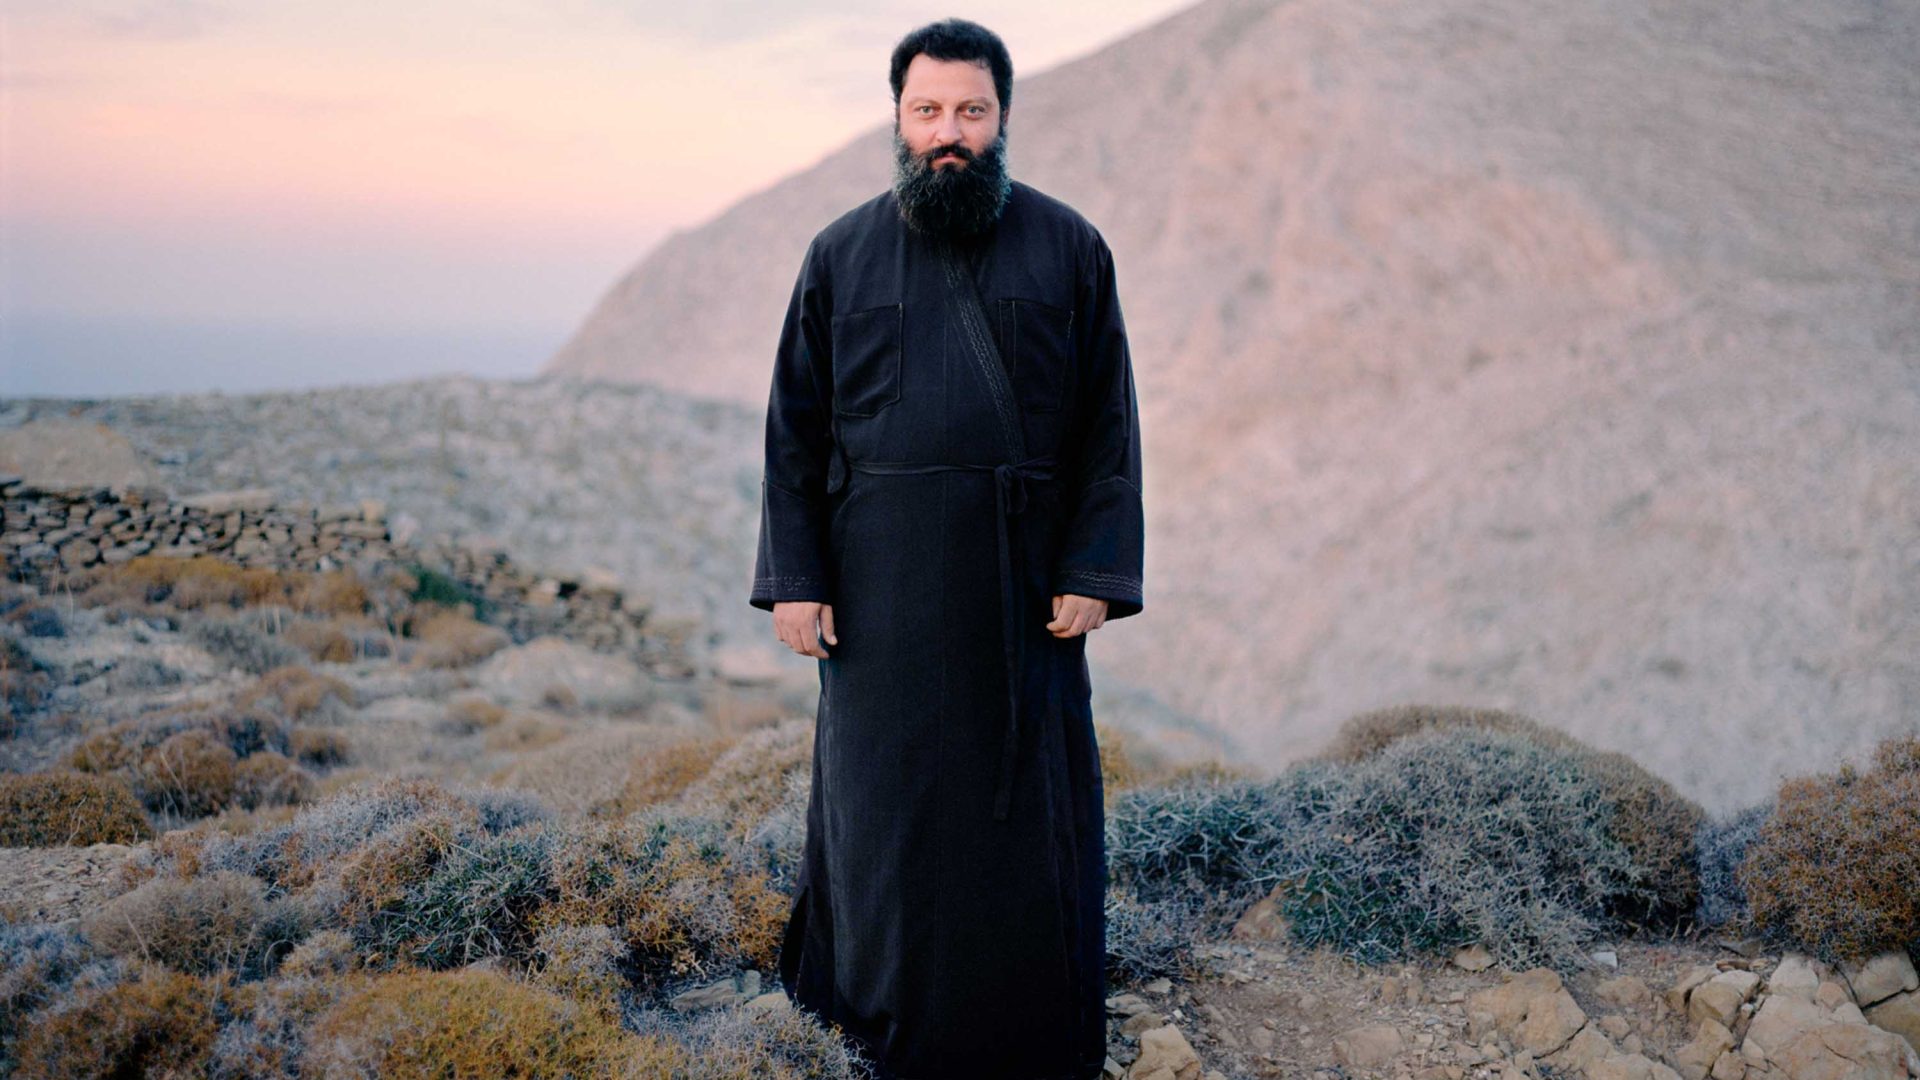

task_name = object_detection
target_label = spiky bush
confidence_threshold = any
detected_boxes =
[1738,734,1920,963]
[1278,729,1654,971]
[1106,765,1345,903]
[0,923,125,1073]
[626,1000,876,1080]
[0,770,152,846]
[534,810,790,993]
[306,966,682,1078]
[1104,887,1209,985]
[207,973,343,1080]
[1319,703,1704,926]
[366,824,559,970]
[81,870,311,978]
[10,964,245,1080]
[193,776,494,894]
[1695,801,1772,930]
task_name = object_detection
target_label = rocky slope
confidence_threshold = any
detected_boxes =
[540,0,1920,814]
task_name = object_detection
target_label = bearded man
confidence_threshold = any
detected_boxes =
[749,17,1145,1079]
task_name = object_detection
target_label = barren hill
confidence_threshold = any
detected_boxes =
[557,0,1920,814]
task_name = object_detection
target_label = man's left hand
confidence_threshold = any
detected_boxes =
[1047,594,1109,638]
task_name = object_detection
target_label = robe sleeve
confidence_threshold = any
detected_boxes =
[749,237,837,611]
[1050,232,1145,620]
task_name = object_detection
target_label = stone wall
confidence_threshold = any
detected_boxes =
[0,475,695,677]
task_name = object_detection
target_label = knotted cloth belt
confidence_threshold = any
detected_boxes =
[827,446,1060,821]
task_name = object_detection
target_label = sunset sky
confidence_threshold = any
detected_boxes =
[2,0,1189,395]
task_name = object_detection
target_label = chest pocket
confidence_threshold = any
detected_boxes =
[996,297,1073,413]
[830,302,903,418]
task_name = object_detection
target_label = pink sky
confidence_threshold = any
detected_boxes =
[4,0,1189,361]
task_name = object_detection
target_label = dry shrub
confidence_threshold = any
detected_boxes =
[1738,733,1920,963]
[1098,722,1143,795]
[484,714,571,753]
[0,770,152,846]
[333,808,480,939]
[533,923,625,1016]
[135,728,239,817]
[1156,759,1259,787]
[609,735,737,817]
[409,609,510,669]
[234,751,316,810]
[542,682,581,709]
[66,729,139,774]
[282,611,360,661]
[441,695,508,735]
[675,720,815,838]
[280,928,360,978]
[1320,703,1581,763]
[306,967,684,1078]
[75,555,370,619]
[205,971,344,1080]
[10,965,241,1080]
[82,871,270,974]
[288,726,350,767]
[1320,703,1704,925]
[631,998,877,1080]
[287,570,370,618]
[236,665,352,720]
[535,815,789,989]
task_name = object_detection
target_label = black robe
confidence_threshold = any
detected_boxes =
[749,178,1145,1080]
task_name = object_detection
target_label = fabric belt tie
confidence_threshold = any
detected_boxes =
[833,449,1059,821]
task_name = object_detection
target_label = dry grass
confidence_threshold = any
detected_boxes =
[0,770,153,846]
[1739,733,1920,962]
[306,967,685,1078]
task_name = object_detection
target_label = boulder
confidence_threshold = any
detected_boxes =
[1845,952,1920,1009]
[1674,1019,1737,1080]
[1771,1021,1912,1080]
[1128,1023,1203,1080]
[1691,970,1762,1028]
[1334,1023,1406,1068]
[1866,989,1920,1054]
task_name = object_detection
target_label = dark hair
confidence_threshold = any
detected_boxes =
[889,18,1014,113]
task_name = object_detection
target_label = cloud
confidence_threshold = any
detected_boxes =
[89,0,234,41]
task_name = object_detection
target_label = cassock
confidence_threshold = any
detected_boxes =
[749,177,1145,1080]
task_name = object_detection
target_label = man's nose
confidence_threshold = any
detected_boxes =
[934,111,963,145]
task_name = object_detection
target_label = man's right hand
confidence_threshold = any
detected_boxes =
[772,601,836,659]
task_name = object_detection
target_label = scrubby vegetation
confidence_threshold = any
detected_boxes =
[1109,717,1710,973]
[0,770,153,846]
[1737,733,1920,963]
[306,967,682,1078]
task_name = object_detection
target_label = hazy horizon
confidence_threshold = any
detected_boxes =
[3,0,1193,398]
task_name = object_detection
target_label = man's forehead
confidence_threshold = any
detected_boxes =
[900,54,997,102]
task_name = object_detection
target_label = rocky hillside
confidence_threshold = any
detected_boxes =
[541,0,1920,814]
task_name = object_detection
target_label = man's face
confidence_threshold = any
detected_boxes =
[895,53,1004,169]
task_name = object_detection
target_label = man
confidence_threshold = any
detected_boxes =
[749,17,1144,1080]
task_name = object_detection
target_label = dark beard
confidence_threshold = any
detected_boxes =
[890,122,1011,240]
